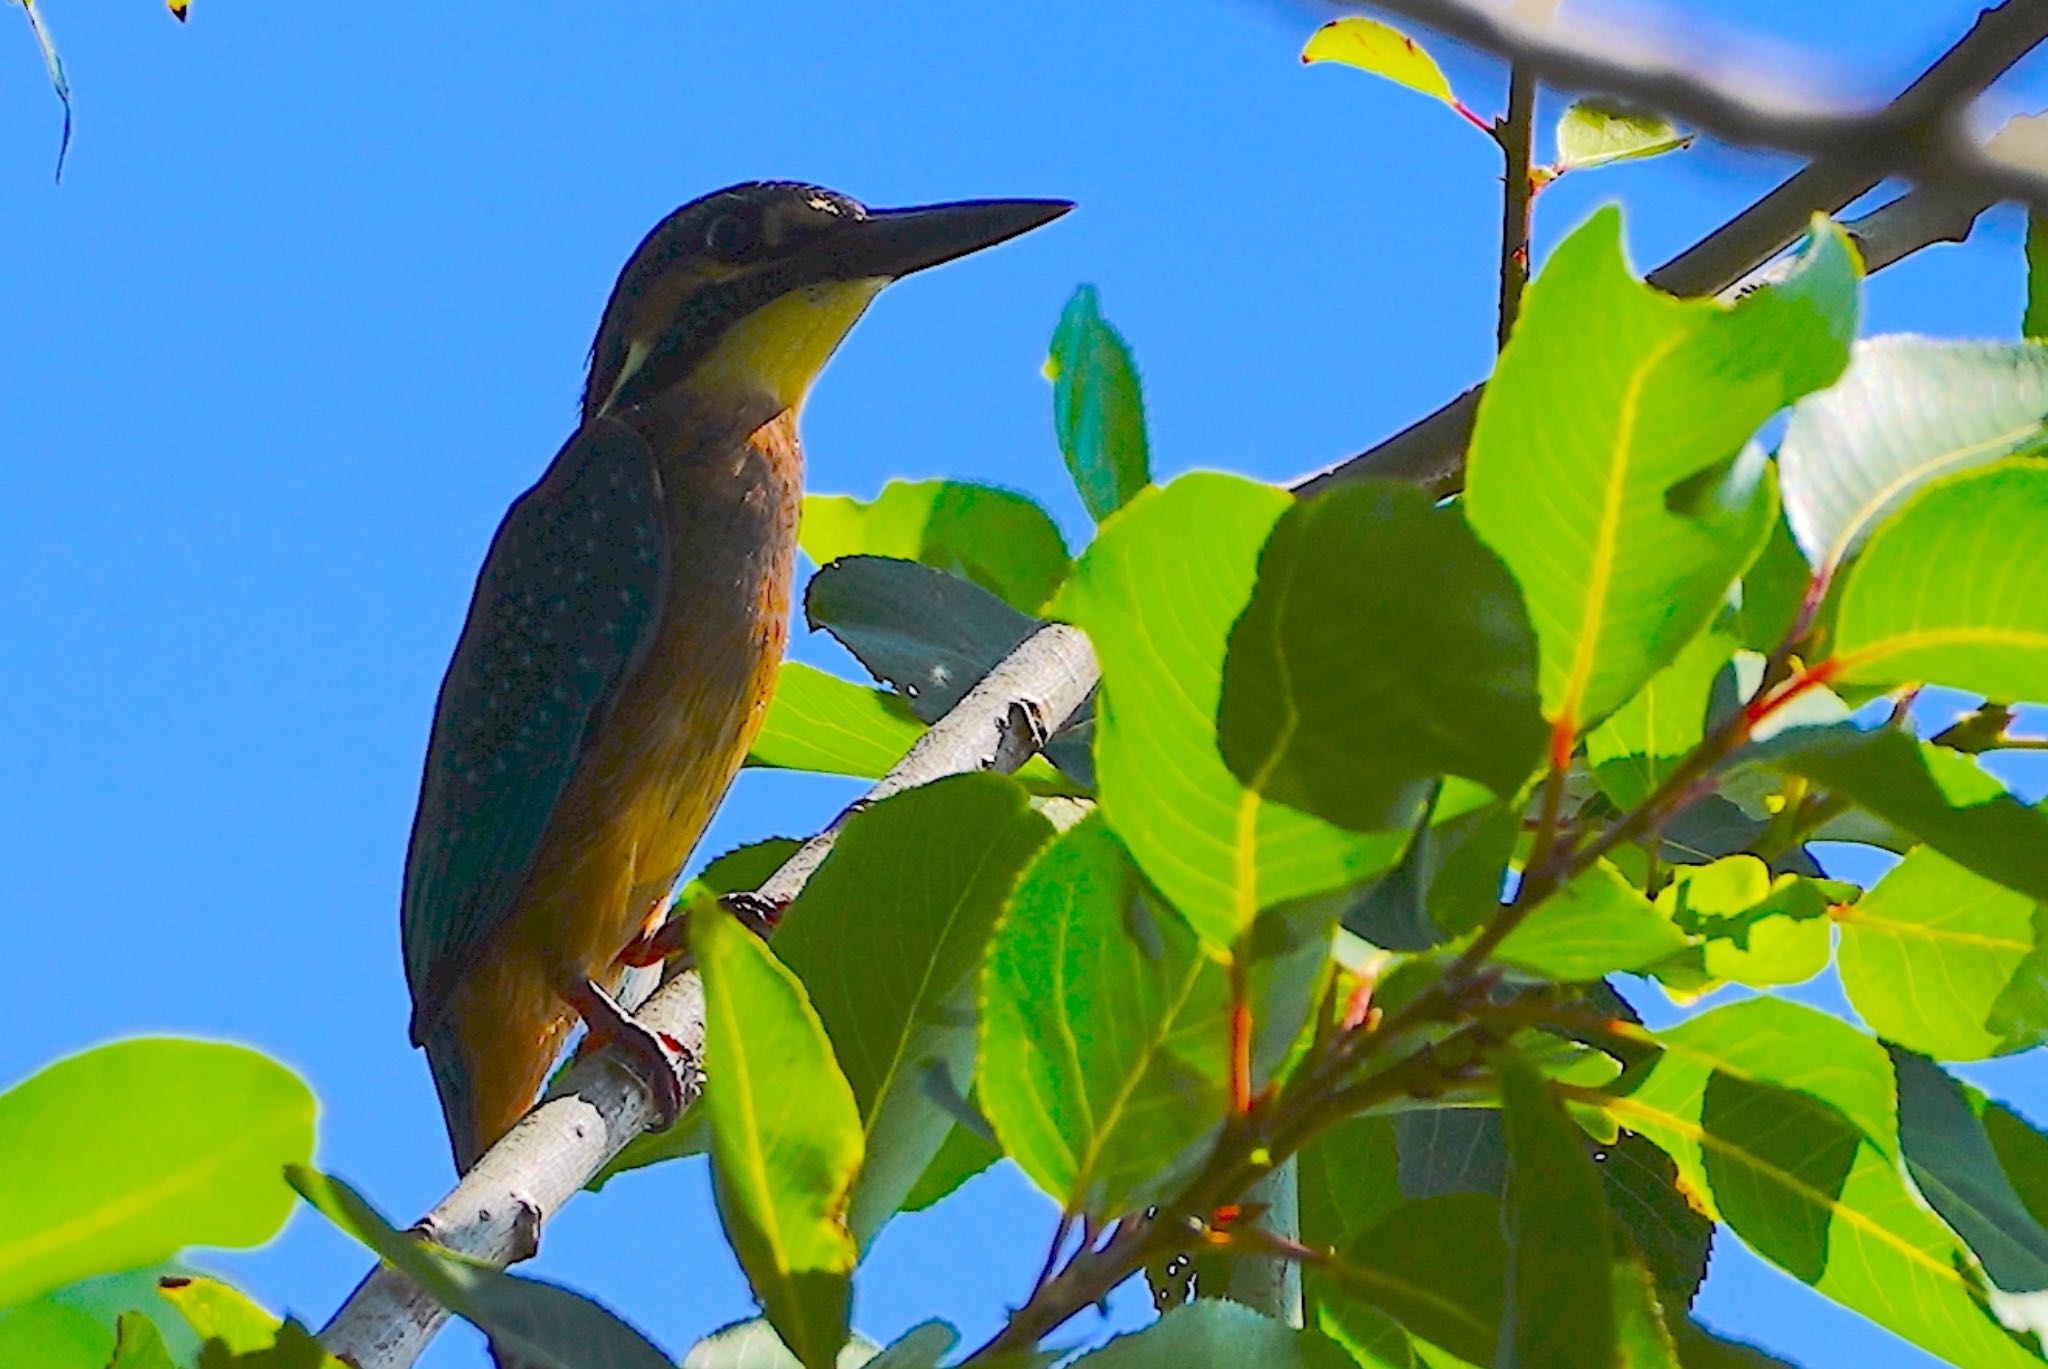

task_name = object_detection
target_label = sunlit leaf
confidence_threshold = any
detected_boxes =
[802,479,1070,613]
[0,1040,315,1310]
[1495,1050,1616,1368]
[107,1312,177,1369]
[698,902,862,1368]
[1555,100,1692,171]
[1832,459,2048,703]
[287,1167,673,1369]
[747,662,926,779]
[1839,845,2048,1060]
[158,1276,280,1355]
[1780,339,2048,573]
[1491,859,1691,980]
[1046,286,1149,522]
[678,1317,882,1369]
[774,774,1051,1244]
[1649,857,1834,993]
[978,815,1231,1217]
[1467,209,1858,734]
[1301,18,1462,119]
[1219,482,1545,830]
[1052,474,1406,948]
[900,1122,999,1213]
[1603,1000,2043,1366]
[0,1298,108,1369]
[1586,630,1737,810]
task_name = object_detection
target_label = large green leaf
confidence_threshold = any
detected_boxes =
[0,1039,315,1310]
[108,1313,177,1369]
[802,479,1070,613]
[288,1167,672,1369]
[978,815,1231,1218]
[1840,845,2048,1060]
[1490,859,1691,980]
[158,1276,281,1356]
[1218,482,1545,831]
[1585,629,1737,810]
[2029,217,2048,339]
[1073,1300,1355,1369]
[1891,1048,2048,1295]
[0,1298,110,1369]
[1757,723,2048,902]
[1047,286,1150,523]
[1326,1193,1505,1364]
[773,774,1052,1245]
[747,662,926,779]
[1832,459,2048,704]
[1495,1050,1616,1369]
[1779,339,2048,573]
[698,901,863,1369]
[1466,208,1857,733]
[1602,1001,2042,1367]
[1051,474,1402,948]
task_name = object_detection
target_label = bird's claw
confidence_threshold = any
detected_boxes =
[566,978,694,1131]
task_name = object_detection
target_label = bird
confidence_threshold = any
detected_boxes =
[400,182,1071,1171]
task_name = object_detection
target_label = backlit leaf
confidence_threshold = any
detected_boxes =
[1301,18,1461,117]
[1467,209,1857,733]
[747,662,926,780]
[1046,286,1149,522]
[802,479,1069,612]
[0,1040,315,1310]
[1555,101,1692,171]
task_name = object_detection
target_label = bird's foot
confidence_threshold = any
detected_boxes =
[720,889,787,938]
[564,978,693,1131]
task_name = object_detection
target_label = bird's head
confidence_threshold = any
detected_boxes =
[582,182,1071,423]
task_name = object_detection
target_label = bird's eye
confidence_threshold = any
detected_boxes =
[703,214,756,260]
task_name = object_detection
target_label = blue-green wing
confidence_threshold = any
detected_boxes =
[401,416,667,1042]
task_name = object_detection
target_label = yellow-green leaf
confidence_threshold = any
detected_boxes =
[1302,18,1460,116]
[1555,100,1692,172]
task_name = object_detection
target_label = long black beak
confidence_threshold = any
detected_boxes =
[825,198,1074,280]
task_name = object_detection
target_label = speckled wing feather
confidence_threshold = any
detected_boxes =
[401,415,667,1042]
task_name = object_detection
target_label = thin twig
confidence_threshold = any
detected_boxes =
[1496,63,1539,349]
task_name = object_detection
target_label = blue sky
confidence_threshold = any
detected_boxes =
[5,2,2047,1365]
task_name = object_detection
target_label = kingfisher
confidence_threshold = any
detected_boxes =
[401,183,1071,1170]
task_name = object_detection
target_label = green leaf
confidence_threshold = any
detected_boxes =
[1840,845,2048,1060]
[1466,209,1858,733]
[1890,1048,2048,1293]
[1609,1248,1681,1369]
[1758,722,2048,902]
[1491,860,1692,980]
[1046,286,1149,522]
[698,901,862,1368]
[680,838,806,916]
[1650,858,1834,993]
[900,1122,999,1213]
[157,1276,279,1354]
[1219,482,1546,831]
[1494,1050,1616,1369]
[978,815,1232,1218]
[1554,101,1692,171]
[1597,1131,1714,1311]
[2028,217,2048,339]
[678,1318,884,1369]
[862,1322,959,1369]
[197,1319,350,1369]
[803,557,1089,787]
[1832,459,2048,702]
[287,1167,673,1369]
[0,1298,110,1369]
[773,774,1052,1245]
[1738,505,1812,654]
[1586,630,1737,810]
[1052,474,1404,948]
[1074,1300,1356,1369]
[1328,1194,1506,1364]
[747,662,926,779]
[1300,1114,1403,1251]
[1301,17,1463,117]
[1779,339,2048,573]
[107,1312,177,1369]
[0,1039,316,1310]
[1603,1001,2043,1367]
[1670,1321,1799,1368]
[802,480,1070,613]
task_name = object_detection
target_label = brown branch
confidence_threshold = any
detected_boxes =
[318,625,1100,1369]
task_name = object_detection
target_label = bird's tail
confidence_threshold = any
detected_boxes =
[422,1016,487,1173]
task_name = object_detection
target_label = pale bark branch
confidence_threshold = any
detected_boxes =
[319,626,1099,1369]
